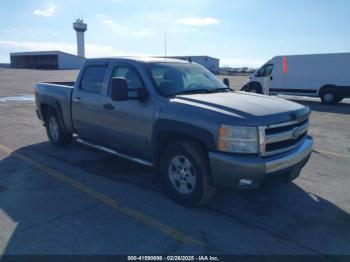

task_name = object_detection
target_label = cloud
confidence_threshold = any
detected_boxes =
[169,26,198,33]
[0,40,149,58]
[97,14,151,37]
[131,30,152,37]
[101,19,127,34]
[176,17,220,26]
[0,40,266,67]
[0,28,43,38]
[33,3,56,17]
[0,40,74,53]
[220,58,265,68]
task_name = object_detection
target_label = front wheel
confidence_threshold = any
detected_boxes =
[249,87,258,93]
[159,141,215,207]
[45,109,72,147]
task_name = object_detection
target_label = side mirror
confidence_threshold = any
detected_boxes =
[110,77,128,101]
[223,78,230,87]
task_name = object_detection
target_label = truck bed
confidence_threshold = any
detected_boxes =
[40,81,75,87]
[35,81,75,132]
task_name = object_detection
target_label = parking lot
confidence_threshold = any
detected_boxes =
[0,68,349,255]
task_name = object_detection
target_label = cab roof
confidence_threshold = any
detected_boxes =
[86,56,191,64]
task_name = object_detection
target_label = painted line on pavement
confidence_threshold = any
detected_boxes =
[313,149,350,159]
[0,143,203,245]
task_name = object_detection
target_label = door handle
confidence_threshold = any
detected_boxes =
[103,103,114,110]
[73,97,82,103]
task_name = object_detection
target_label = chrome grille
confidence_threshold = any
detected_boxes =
[259,116,309,157]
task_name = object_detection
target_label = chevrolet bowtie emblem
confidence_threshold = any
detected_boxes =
[292,126,303,140]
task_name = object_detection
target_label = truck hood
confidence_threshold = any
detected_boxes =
[173,91,310,126]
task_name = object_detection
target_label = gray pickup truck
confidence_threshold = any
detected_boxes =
[35,57,313,206]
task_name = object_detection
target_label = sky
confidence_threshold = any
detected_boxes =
[0,0,349,67]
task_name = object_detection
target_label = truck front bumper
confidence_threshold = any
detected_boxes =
[209,136,313,188]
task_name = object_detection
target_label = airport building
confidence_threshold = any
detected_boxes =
[9,19,220,72]
[10,19,87,70]
[162,56,220,74]
[10,51,86,70]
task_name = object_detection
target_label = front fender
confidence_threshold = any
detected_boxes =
[151,119,217,159]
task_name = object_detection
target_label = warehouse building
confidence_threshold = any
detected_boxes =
[163,56,220,74]
[10,51,85,70]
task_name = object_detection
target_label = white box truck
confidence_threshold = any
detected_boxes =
[241,53,350,104]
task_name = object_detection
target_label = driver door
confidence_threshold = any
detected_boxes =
[255,64,274,95]
[264,64,274,95]
[99,63,154,160]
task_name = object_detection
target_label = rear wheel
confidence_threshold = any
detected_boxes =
[320,90,339,105]
[45,109,72,147]
[336,97,343,103]
[159,141,215,207]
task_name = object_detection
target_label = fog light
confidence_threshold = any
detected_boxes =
[239,179,253,187]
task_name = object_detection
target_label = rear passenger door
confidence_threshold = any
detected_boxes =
[72,62,109,142]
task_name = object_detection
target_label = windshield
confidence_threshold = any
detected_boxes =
[146,62,228,96]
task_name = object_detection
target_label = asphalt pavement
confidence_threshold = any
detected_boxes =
[0,69,349,256]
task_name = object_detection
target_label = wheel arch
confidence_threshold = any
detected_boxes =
[151,120,216,165]
[241,81,263,93]
[40,99,66,130]
[319,84,337,96]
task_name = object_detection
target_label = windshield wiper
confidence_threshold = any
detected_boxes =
[173,89,211,96]
[172,87,232,96]
[207,87,232,93]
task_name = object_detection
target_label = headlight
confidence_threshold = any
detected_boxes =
[218,125,258,154]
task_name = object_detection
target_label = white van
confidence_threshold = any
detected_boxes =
[241,53,350,104]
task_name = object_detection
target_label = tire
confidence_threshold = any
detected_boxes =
[277,168,301,183]
[45,108,72,147]
[159,141,216,207]
[241,84,249,92]
[249,87,259,93]
[241,83,262,94]
[248,83,262,94]
[320,90,339,105]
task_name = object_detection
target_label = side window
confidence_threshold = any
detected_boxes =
[111,66,144,89]
[80,65,108,93]
[256,64,273,77]
[150,66,168,88]
[265,64,274,76]
[256,66,266,77]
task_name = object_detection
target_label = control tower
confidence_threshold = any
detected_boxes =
[73,18,87,57]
